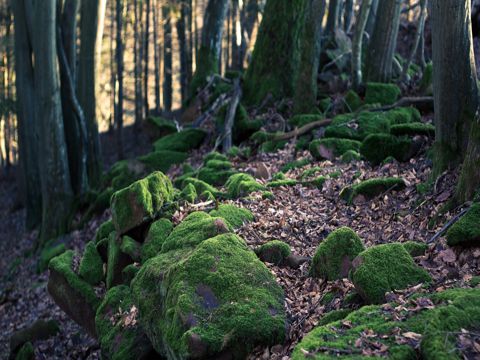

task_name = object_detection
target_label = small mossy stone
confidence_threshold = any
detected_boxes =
[198,167,235,186]
[142,218,174,262]
[341,150,361,163]
[351,243,431,304]
[10,320,59,357]
[364,82,401,105]
[386,107,421,125]
[120,236,142,262]
[391,123,435,137]
[310,138,361,160]
[225,173,265,198]
[209,204,254,229]
[344,90,362,112]
[181,177,220,197]
[262,191,274,200]
[446,203,480,247]
[280,158,310,173]
[402,241,428,257]
[311,227,365,280]
[256,240,291,265]
[153,128,206,152]
[138,150,188,173]
[360,134,414,165]
[340,177,406,204]
[111,171,174,235]
[180,183,198,203]
[79,241,104,286]
[95,220,115,243]
[38,243,66,273]
[14,342,34,360]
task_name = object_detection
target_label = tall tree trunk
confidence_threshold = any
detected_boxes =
[115,0,125,159]
[365,0,379,38]
[240,0,259,69]
[351,0,373,90]
[153,0,162,113]
[109,0,116,133]
[231,0,241,70]
[134,0,144,125]
[189,0,229,96]
[365,0,402,82]
[177,1,189,104]
[430,0,478,174]
[78,0,107,188]
[244,0,307,105]
[12,0,42,229]
[33,0,74,244]
[144,0,151,117]
[325,0,341,39]
[344,0,354,33]
[163,5,173,113]
[293,0,326,114]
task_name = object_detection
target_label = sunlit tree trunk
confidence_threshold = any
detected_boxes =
[115,0,125,159]
[134,0,144,125]
[240,0,259,68]
[163,5,173,112]
[351,0,373,90]
[153,0,162,113]
[144,0,151,117]
[177,1,190,104]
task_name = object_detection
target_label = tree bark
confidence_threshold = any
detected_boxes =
[143,0,151,117]
[152,0,162,113]
[115,0,125,159]
[134,0,144,125]
[163,5,173,113]
[177,1,190,104]
[365,0,379,38]
[351,0,373,90]
[366,0,402,82]
[325,0,341,38]
[430,0,478,174]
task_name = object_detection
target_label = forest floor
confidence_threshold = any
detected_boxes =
[1,115,480,359]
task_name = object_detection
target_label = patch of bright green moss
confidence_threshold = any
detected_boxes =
[142,218,174,262]
[340,177,406,204]
[344,90,363,112]
[256,240,291,265]
[308,176,327,189]
[204,152,229,163]
[79,241,104,286]
[38,243,66,273]
[262,191,274,200]
[200,190,216,201]
[311,227,365,280]
[120,236,141,262]
[446,203,480,247]
[386,107,421,125]
[225,173,265,198]
[364,82,401,105]
[402,241,428,257]
[341,150,361,163]
[289,114,324,128]
[391,123,435,137]
[153,129,206,152]
[360,134,414,165]
[198,166,235,187]
[180,183,198,203]
[317,309,354,327]
[209,204,254,229]
[138,151,188,173]
[301,167,322,180]
[310,138,361,160]
[281,158,310,173]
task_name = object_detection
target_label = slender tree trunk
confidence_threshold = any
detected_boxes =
[153,0,162,113]
[177,1,189,104]
[144,0,151,117]
[344,0,354,33]
[351,0,373,90]
[430,0,478,174]
[33,0,74,244]
[12,0,42,229]
[134,0,144,125]
[231,0,241,70]
[365,0,402,82]
[365,0,379,38]
[115,0,125,159]
[163,5,173,113]
[325,0,341,39]
[240,0,259,69]
[109,0,116,133]
[293,0,326,114]
[186,0,193,86]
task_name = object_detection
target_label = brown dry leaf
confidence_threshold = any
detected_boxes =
[402,332,422,341]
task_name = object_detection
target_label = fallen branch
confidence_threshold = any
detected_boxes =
[272,119,333,141]
[222,78,242,152]
[427,203,472,244]
[193,93,231,128]
[370,96,434,112]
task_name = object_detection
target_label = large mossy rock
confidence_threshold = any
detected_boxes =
[311,227,365,281]
[111,171,175,235]
[197,158,235,187]
[144,116,177,140]
[153,129,206,152]
[309,138,361,160]
[446,203,480,247]
[47,251,100,337]
[364,82,401,105]
[131,213,286,358]
[293,288,480,359]
[141,218,174,262]
[351,243,431,304]
[138,150,188,173]
[225,173,265,198]
[340,177,406,204]
[360,134,417,165]
[209,204,254,229]
[95,286,154,360]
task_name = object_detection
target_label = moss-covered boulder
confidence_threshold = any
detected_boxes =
[310,138,361,160]
[181,177,220,198]
[209,204,254,229]
[311,227,365,280]
[138,150,188,173]
[402,241,428,257]
[225,173,265,198]
[144,116,177,140]
[340,177,406,204]
[79,241,104,286]
[351,243,431,304]
[14,342,34,360]
[47,251,100,336]
[197,159,235,186]
[120,236,142,262]
[10,320,59,358]
[340,150,361,163]
[95,286,154,360]
[360,134,416,165]
[95,220,115,243]
[111,171,175,235]
[180,183,198,203]
[390,122,435,137]
[141,218,174,262]
[344,89,363,112]
[446,203,480,247]
[153,128,206,152]
[364,82,401,105]
[256,240,291,265]
[132,230,286,358]
[293,288,480,359]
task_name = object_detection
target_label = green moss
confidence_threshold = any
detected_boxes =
[111,171,174,234]
[142,218,174,262]
[470,276,480,287]
[153,129,206,152]
[227,146,242,158]
[272,172,286,180]
[200,190,216,202]
[319,97,332,113]
[308,176,327,189]
[386,107,421,125]
[120,236,141,262]
[301,167,322,180]
[402,241,428,257]
[122,264,140,284]
[344,90,363,112]
[198,166,235,187]
[106,233,121,290]
[289,114,324,128]
[256,240,291,265]
[328,171,341,179]
[145,116,177,139]
[225,173,265,198]
[95,220,115,243]
[262,191,275,200]
[420,62,433,94]
[364,82,401,105]
[233,105,263,143]
[446,203,480,247]
[79,241,104,286]
[138,151,188,172]
[180,183,198,203]
[311,227,365,280]
[361,134,414,165]
[267,179,298,188]
[310,138,361,160]
[15,342,34,360]
[295,135,312,150]
[209,204,254,229]
[181,177,220,197]
[341,150,361,163]
[317,309,354,327]
[352,243,431,304]
[260,139,288,153]
[340,177,406,204]
[38,243,66,273]
[132,233,286,357]
[391,123,435,137]
[324,112,388,140]
[281,158,310,172]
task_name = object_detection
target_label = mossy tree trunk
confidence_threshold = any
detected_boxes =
[293,0,326,114]
[351,0,373,90]
[365,0,401,82]
[244,0,307,105]
[189,0,229,96]
[430,0,478,174]
[456,115,480,202]
[365,0,379,38]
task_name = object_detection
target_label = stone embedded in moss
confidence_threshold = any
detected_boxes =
[95,220,115,243]
[181,177,220,197]
[95,285,154,360]
[180,183,198,203]
[79,241,104,286]
[132,233,286,358]
[364,82,401,105]
[402,241,428,257]
[226,173,265,198]
[256,240,291,265]
[310,138,361,160]
[111,171,174,235]
[48,251,100,336]
[10,320,59,358]
[289,114,323,128]
[120,236,142,262]
[209,204,254,229]
[340,177,406,204]
[14,342,34,360]
[351,243,431,304]
[341,150,361,163]
[142,218,174,262]
[311,227,365,281]
[137,150,188,173]
[37,243,66,273]
[391,122,435,137]
[153,128,206,152]
[446,203,480,247]
[360,134,415,165]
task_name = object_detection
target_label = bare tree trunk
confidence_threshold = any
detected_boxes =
[115,0,125,159]
[240,0,259,69]
[177,1,190,104]
[365,0,402,82]
[109,0,116,133]
[325,0,341,39]
[365,0,379,38]
[231,0,241,70]
[134,0,144,125]
[351,0,373,90]
[430,0,478,174]
[144,0,151,117]
[344,0,354,33]
[163,5,173,113]
[153,0,162,113]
